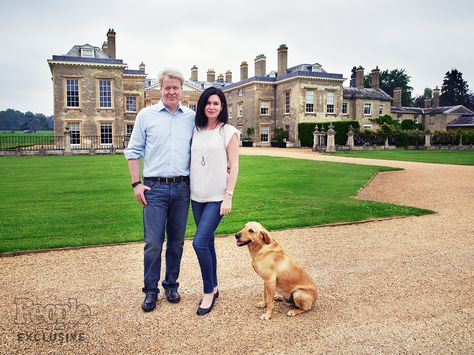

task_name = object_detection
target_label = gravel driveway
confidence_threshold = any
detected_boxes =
[1,148,473,354]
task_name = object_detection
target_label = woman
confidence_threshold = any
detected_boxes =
[190,87,240,316]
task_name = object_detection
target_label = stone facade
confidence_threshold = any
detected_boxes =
[48,29,146,144]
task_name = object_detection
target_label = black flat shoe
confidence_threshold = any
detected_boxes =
[198,290,219,305]
[196,292,218,316]
[141,293,157,312]
[165,289,181,303]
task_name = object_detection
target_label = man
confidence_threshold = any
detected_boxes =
[124,69,195,312]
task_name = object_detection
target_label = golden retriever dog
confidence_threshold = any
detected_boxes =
[235,222,318,320]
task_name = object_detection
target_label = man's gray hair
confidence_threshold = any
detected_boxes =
[158,68,185,87]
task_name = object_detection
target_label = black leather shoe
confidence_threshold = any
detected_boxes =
[141,293,157,312]
[165,289,181,303]
[196,292,218,316]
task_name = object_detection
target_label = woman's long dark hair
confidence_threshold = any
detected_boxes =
[195,87,228,130]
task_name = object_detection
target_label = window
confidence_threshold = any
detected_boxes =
[285,92,290,114]
[342,102,348,115]
[285,125,290,139]
[260,101,270,115]
[260,126,269,143]
[238,103,243,117]
[379,104,384,115]
[125,96,137,112]
[414,115,419,124]
[228,104,232,118]
[305,90,314,112]
[363,124,373,129]
[100,122,113,145]
[81,48,94,58]
[69,122,80,145]
[66,79,79,108]
[326,92,334,113]
[237,125,243,141]
[189,103,197,111]
[126,124,134,135]
[99,80,112,108]
[364,103,372,115]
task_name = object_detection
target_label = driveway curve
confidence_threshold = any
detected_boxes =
[0,147,473,354]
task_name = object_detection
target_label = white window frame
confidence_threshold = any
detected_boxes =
[69,122,81,145]
[99,80,112,108]
[100,122,113,145]
[364,102,372,116]
[305,90,314,113]
[238,103,243,117]
[285,91,290,114]
[228,104,232,118]
[81,48,94,58]
[260,101,270,116]
[342,102,348,115]
[126,124,134,136]
[125,96,137,113]
[188,102,197,111]
[66,79,80,108]
[379,104,384,115]
[260,125,269,143]
[326,92,335,114]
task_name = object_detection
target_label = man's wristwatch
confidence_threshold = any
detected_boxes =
[131,181,141,188]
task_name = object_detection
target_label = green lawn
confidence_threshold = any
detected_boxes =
[329,150,474,165]
[0,155,432,253]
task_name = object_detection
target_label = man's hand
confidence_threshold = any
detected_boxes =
[134,184,151,206]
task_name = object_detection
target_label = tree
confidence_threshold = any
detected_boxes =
[365,68,413,106]
[440,69,470,108]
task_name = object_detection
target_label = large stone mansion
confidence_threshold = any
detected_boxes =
[48,29,472,146]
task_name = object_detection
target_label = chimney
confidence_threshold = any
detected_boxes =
[225,70,232,83]
[355,66,364,89]
[139,62,146,72]
[240,61,248,81]
[255,54,266,77]
[393,87,402,107]
[277,44,288,77]
[190,65,198,81]
[106,28,116,59]
[207,69,215,83]
[432,86,440,108]
[101,41,109,57]
[217,73,224,83]
[424,98,432,108]
[371,66,380,90]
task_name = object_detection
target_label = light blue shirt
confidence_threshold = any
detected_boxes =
[124,100,195,177]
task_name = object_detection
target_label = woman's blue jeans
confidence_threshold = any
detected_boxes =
[191,200,223,294]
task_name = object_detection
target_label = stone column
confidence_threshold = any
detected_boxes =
[312,125,320,151]
[326,124,336,153]
[346,125,354,150]
[64,126,72,156]
[424,132,431,147]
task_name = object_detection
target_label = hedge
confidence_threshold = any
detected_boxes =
[298,121,360,146]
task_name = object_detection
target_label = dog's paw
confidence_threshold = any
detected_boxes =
[260,313,271,320]
[256,301,266,308]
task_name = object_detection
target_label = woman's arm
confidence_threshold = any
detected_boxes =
[220,133,240,216]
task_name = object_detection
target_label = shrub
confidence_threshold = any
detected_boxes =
[459,129,474,145]
[432,131,459,145]
[298,121,359,146]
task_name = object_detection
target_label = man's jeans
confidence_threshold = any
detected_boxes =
[142,180,190,294]
[191,200,223,294]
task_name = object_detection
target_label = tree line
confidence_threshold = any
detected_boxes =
[0,109,53,131]
[362,68,473,110]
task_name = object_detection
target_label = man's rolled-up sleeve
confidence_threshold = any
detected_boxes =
[124,113,146,160]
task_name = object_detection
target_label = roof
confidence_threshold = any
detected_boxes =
[65,44,110,59]
[343,87,393,101]
[447,114,474,127]
[49,44,124,65]
[391,105,474,115]
[124,69,146,76]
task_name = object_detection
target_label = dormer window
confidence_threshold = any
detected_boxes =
[312,63,322,72]
[81,48,94,58]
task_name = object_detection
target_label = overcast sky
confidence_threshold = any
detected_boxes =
[1,0,473,116]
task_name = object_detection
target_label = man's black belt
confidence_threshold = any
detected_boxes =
[144,176,189,183]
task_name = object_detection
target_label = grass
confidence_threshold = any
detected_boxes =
[329,150,474,165]
[0,155,432,253]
